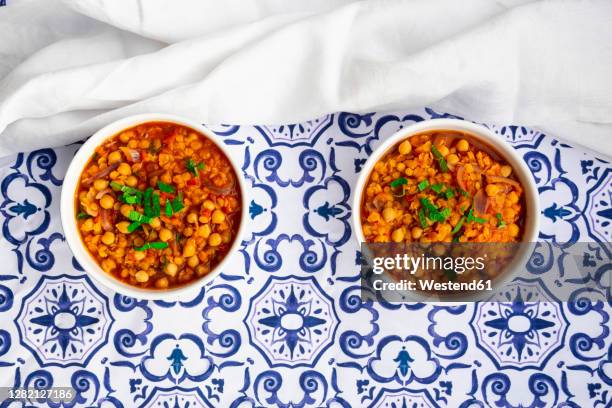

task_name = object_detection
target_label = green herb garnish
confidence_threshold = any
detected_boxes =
[143,187,153,217]
[152,193,161,217]
[466,204,487,224]
[165,201,173,217]
[110,181,142,197]
[420,197,451,223]
[171,192,184,213]
[452,216,466,234]
[418,208,428,228]
[444,189,455,199]
[420,197,438,213]
[431,183,445,193]
[134,241,169,251]
[431,145,449,172]
[439,207,451,219]
[186,158,205,177]
[77,212,91,220]
[128,211,152,224]
[458,188,469,197]
[157,181,175,194]
[390,177,408,188]
[417,180,429,191]
[123,194,140,205]
[496,212,506,228]
[127,221,142,233]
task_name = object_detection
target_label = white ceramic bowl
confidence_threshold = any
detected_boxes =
[352,119,540,300]
[61,114,247,300]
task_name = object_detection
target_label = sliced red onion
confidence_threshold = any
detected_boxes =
[474,189,488,214]
[100,209,113,232]
[486,175,521,188]
[82,162,119,186]
[95,188,112,200]
[120,147,140,162]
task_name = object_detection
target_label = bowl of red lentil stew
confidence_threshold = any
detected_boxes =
[61,114,246,299]
[353,119,539,293]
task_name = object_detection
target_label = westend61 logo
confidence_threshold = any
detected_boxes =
[360,242,611,303]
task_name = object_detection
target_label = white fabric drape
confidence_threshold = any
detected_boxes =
[0,0,610,156]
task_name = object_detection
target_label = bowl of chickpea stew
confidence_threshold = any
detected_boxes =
[61,114,246,299]
[353,119,539,289]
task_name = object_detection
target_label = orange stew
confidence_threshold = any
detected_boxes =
[360,130,525,244]
[75,122,241,289]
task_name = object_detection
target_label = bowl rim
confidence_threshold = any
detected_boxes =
[60,113,248,300]
[351,118,541,299]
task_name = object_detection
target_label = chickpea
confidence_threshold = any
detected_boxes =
[81,218,94,232]
[135,271,149,283]
[411,227,423,239]
[437,145,449,157]
[183,243,196,258]
[165,262,178,277]
[120,204,133,218]
[208,233,222,247]
[198,224,211,239]
[446,154,459,165]
[101,259,116,272]
[117,162,132,176]
[139,139,150,149]
[500,165,513,178]
[212,210,225,224]
[93,179,109,191]
[160,173,172,184]
[391,228,405,242]
[101,231,115,245]
[125,175,138,187]
[437,223,452,238]
[508,223,520,237]
[398,140,412,155]
[382,207,396,223]
[196,265,209,276]
[108,150,122,164]
[504,208,516,220]
[507,191,519,204]
[116,221,130,234]
[367,212,381,223]
[187,213,198,223]
[456,139,469,152]
[159,228,173,242]
[485,184,499,197]
[100,194,115,210]
[118,133,129,143]
[149,217,161,229]
[109,171,119,180]
[134,251,146,261]
[155,277,169,289]
[188,255,199,268]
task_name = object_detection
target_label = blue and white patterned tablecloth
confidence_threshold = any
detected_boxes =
[0,108,611,408]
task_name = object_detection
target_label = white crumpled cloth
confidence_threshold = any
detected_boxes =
[0,0,610,156]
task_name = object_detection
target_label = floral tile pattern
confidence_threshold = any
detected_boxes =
[0,107,610,407]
